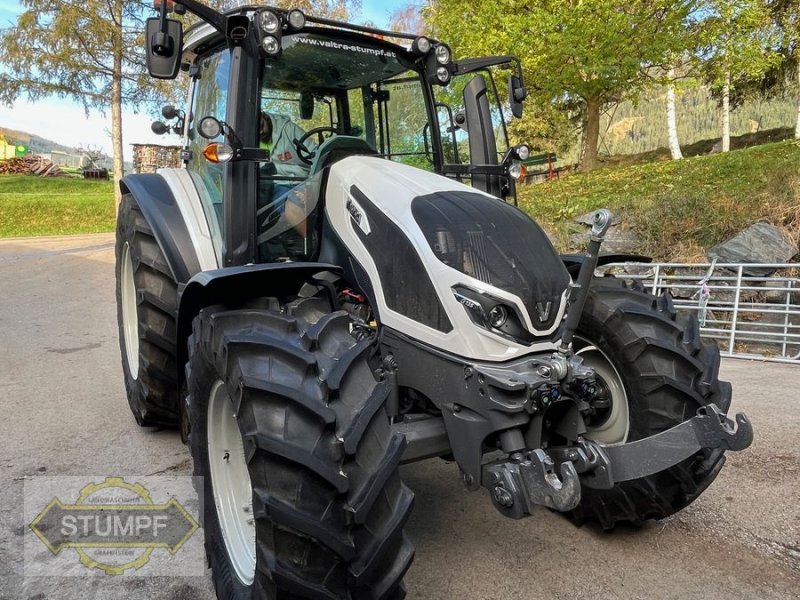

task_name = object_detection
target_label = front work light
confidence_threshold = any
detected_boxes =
[412,36,432,54]
[434,44,451,65]
[436,66,450,83]
[259,10,281,34]
[262,35,281,55]
[287,9,305,30]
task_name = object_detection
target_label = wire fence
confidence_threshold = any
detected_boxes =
[601,262,800,363]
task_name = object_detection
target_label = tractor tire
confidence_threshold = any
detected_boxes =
[571,277,731,529]
[187,294,414,599]
[115,193,180,427]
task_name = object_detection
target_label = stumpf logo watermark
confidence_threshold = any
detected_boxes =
[25,476,202,576]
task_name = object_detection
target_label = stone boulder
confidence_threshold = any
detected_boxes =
[708,222,798,276]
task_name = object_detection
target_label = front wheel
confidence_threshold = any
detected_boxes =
[187,295,414,599]
[572,278,731,529]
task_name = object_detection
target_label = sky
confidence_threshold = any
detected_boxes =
[0,0,420,161]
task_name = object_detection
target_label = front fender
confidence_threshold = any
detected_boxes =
[561,253,651,278]
[121,173,204,284]
[176,262,342,385]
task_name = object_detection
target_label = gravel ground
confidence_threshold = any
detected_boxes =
[0,234,797,599]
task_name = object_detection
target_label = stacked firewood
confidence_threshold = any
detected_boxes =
[0,156,62,176]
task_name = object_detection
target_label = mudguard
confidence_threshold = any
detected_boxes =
[120,173,202,284]
[175,262,343,384]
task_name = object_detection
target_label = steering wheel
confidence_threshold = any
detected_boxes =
[293,126,338,165]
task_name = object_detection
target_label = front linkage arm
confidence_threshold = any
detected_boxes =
[482,403,753,518]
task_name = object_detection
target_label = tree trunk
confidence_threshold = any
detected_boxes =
[580,99,601,172]
[721,70,731,153]
[666,67,683,160]
[795,59,800,140]
[111,0,124,207]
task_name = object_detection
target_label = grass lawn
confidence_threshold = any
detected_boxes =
[0,175,116,237]
[519,139,800,260]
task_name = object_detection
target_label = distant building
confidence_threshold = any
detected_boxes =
[132,144,182,173]
[44,150,83,168]
[0,135,28,159]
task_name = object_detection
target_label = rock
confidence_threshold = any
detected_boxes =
[568,225,640,255]
[710,140,723,153]
[600,226,640,255]
[574,210,623,227]
[622,262,655,277]
[708,222,798,276]
[568,232,587,252]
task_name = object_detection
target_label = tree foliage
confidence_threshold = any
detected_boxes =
[0,0,172,200]
[697,0,781,99]
[426,0,697,170]
[0,0,159,110]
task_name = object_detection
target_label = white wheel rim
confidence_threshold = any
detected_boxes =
[575,337,630,445]
[120,242,140,379]
[207,380,255,585]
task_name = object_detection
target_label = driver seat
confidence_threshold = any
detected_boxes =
[309,136,377,177]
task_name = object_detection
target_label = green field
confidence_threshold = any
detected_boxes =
[2,141,799,261]
[0,175,116,237]
[520,139,800,261]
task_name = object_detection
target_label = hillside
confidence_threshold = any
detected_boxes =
[600,86,797,157]
[0,126,82,155]
[520,139,800,261]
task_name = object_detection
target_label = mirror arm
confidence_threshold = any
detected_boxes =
[160,0,227,33]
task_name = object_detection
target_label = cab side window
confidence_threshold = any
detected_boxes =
[187,50,230,257]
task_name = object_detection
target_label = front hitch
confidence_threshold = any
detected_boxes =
[483,449,582,519]
[576,403,753,489]
[482,403,753,517]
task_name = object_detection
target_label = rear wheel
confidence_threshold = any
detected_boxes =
[115,193,180,427]
[572,278,731,529]
[187,293,414,599]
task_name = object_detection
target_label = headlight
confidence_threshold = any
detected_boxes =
[435,44,450,64]
[516,144,530,160]
[287,9,305,30]
[436,66,450,83]
[452,285,534,344]
[262,35,281,55]
[259,10,281,34]
[509,163,526,181]
[488,305,508,328]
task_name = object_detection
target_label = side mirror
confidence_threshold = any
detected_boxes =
[145,17,183,80]
[508,74,526,119]
[299,93,314,120]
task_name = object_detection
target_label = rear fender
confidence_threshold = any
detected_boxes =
[176,262,342,385]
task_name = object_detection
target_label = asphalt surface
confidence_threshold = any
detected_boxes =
[0,233,798,599]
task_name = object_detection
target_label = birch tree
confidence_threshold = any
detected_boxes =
[699,0,780,151]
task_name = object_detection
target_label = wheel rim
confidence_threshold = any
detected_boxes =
[120,242,140,379]
[575,336,630,445]
[207,380,255,585]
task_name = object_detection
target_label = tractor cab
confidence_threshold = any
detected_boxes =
[146,2,529,267]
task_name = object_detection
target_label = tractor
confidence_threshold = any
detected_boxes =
[116,2,753,597]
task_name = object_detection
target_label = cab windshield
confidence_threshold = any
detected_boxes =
[256,32,434,262]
